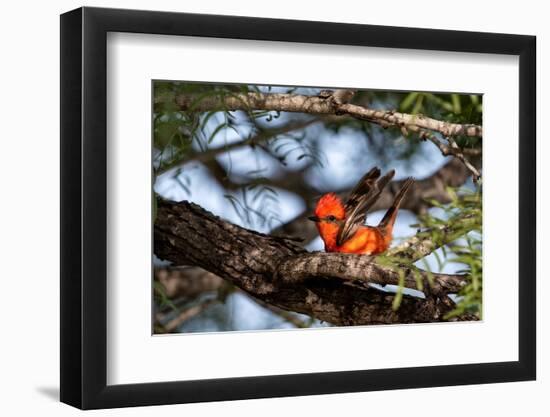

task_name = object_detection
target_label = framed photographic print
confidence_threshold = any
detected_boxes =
[60,6,536,409]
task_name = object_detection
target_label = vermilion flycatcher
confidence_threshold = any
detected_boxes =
[308,167,414,254]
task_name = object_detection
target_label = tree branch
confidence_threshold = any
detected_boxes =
[252,297,314,328]
[425,135,481,181]
[168,92,482,138]
[387,213,480,261]
[162,298,220,333]
[154,199,476,326]
[275,252,466,297]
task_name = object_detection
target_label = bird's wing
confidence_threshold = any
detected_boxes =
[337,168,395,246]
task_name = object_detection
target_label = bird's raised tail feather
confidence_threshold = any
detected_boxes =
[378,177,415,230]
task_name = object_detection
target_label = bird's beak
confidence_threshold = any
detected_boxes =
[308,215,320,222]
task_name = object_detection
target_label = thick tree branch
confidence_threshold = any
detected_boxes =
[275,252,466,296]
[155,200,476,325]
[169,92,482,138]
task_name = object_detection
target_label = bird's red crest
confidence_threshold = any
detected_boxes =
[314,193,345,220]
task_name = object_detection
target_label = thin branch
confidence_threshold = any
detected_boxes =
[425,134,481,181]
[459,147,482,157]
[158,91,482,186]
[166,91,482,181]
[162,298,219,332]
[168,92,482,138]
[446,136,481,182]
[387,213,479,262]
[252,297,314,328]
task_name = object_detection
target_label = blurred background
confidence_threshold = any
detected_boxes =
[152,82,482,334]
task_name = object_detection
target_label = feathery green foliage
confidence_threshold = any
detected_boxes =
[377,186,482,318]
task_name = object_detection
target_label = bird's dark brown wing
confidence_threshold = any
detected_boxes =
[336,168,395,246]
[343,167,380,214]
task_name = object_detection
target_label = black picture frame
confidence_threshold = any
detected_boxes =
[60,6,536,410]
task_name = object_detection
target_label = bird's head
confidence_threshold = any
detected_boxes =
[308,193,345,224]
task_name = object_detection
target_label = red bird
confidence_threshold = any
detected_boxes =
[308,167,414,255]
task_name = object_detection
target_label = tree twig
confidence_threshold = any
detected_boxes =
[162,298,220,332]
[387,213,479,261]
[423,134,481,181]
[252,297,314,328]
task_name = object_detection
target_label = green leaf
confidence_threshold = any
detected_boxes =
[412,94,425,115]
[420,258,435,286]
[200,111,220,134]
[208,122,227,144]
[400,92,418,111]
[432,249,444,271]
[451,94,462,113]
[153,281,178,312]
[392,269,406,311]
[154,119,185,148]
[412,268,423,291]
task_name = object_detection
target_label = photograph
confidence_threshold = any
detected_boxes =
[152,81,483,334]
[1,0,542,413]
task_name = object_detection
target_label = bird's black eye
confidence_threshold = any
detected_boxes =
[327,215,336,221]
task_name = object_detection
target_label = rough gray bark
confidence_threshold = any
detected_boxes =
[154,199,477,326]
